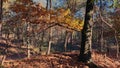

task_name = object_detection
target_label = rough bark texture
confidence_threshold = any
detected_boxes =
[79,0,94,63]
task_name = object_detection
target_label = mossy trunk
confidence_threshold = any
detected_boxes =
[79,0,94,63]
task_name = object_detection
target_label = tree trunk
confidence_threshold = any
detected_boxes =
[23,22,30,58]
[27,43,30,58]
[50,0,52,9]
[115,31,119,58]
[99,0,104,53]
[100,21,104,52]
[46,0,52,55]
[64,31,69,52]
[46,0,49,10]
[27,24,31,58]
[47,40,52,55]
[47,28,52,55]
[79,0,94,63]
[39,31,44,52]
[69,32,73,51]
[0,0,3,37]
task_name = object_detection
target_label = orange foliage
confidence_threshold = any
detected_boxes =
[9,1,84,31]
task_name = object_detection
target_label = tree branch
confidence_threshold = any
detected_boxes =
[57,23,80,31]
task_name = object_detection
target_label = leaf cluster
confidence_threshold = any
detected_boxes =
[8,0,84,31]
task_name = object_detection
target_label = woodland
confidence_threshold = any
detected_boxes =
[0,0,120,68]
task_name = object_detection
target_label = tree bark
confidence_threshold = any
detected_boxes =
[47,28,52,55]
[69,32,73,51]
[115,31,119,58]
[46,0,49,10]
[64,31,69,52]
[39,31,44,52]
[23,22,31,58]
[50,0,52,9]
[47,41,52,55]
[0,0,3,37]
[27,23,31,58]
[99,0,104,53]
[79,0,94,63]
[27,43,30,58]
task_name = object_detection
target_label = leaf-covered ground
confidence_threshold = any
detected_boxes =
[1,51,119,68]
[0,37,120,68]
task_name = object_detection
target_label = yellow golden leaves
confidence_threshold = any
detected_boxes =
[63,17,84,31]
[56,12,84,31]
[10,2,84,31]
[61,9,71,17]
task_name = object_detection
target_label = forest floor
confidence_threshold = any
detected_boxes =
[0,37,120,68]
[0,51,119,68]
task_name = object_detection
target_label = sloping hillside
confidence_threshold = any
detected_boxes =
[1,51,120,68]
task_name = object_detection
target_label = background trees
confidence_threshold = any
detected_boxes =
[0,0,120,67]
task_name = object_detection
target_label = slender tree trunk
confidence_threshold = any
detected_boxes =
[115,31,119,58]
[47,41,52,55]
[69,32,73,51]
[47,28,52,55]
[46,0,52,55]
[46,0,49,10]
[23,22,30,58]
[46,0,52,10]
[27,23,31,58]
[77,32,81,43]
[100,21,104,52]
[99,0,104,53]
[79,0,94,63]
[50,0,52,9]
[27,43,30,58]
[118,33,120,54]
[16,27,20,40]
[39,31,44,52]
[64,31,69,52]
[0,0,3,37]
